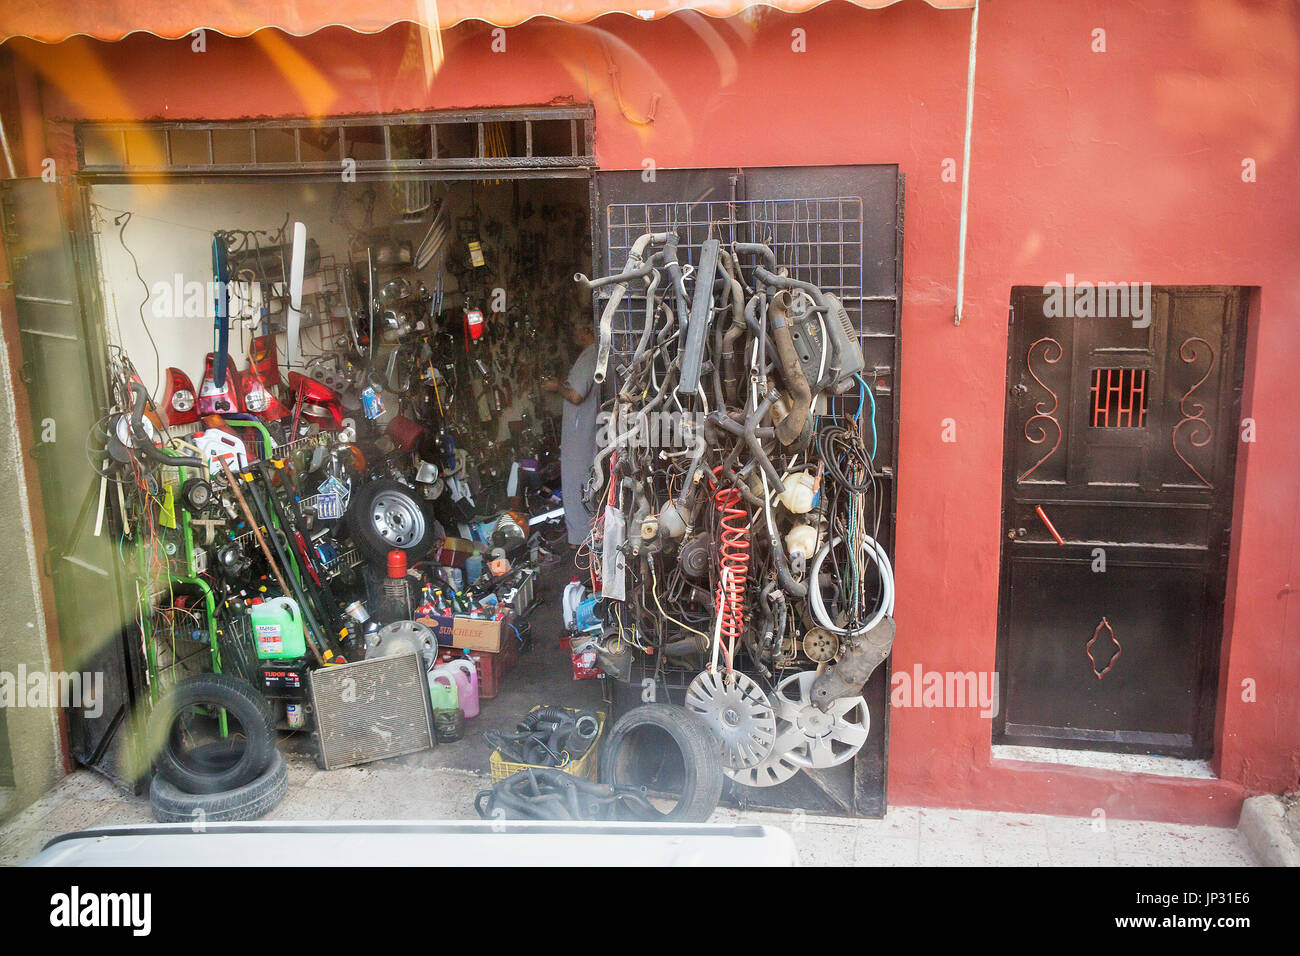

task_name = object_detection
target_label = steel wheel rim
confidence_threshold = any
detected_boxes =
[371,490,425,547]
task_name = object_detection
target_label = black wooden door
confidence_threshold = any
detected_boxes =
[996,286,1247,757]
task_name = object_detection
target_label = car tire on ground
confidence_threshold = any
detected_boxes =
[149,750,288,824]
[599,703,723,823]
[344,477,438,568]
[147,673,275,795]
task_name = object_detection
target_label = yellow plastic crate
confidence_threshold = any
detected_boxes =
[489,707,605,784]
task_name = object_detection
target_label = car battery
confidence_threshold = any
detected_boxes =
[258,661,311,701]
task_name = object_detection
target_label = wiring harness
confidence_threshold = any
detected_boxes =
[573,234,897,784]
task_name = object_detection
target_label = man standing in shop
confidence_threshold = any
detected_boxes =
[542,320,599,546]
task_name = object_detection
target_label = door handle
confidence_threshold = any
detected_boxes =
[1035,505,1065,545]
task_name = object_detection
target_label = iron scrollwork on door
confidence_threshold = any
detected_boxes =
[1018,337,1063,482]
[1086,617,1122,679]
[1172,336,1216,487]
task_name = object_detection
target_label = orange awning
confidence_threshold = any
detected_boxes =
[1,0,973,45]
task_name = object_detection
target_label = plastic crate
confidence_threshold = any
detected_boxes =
[437,637,517,699]
[489,706,606,783]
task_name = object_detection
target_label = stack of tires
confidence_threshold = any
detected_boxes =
[145,673,287,823]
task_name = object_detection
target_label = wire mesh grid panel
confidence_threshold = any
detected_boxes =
[602,196,867,419]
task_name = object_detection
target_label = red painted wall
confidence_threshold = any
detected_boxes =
[10,0,1299,823]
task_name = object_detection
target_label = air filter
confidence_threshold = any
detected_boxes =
[309,652,434,770]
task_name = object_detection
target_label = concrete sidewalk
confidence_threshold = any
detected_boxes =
[0,752,1259,866]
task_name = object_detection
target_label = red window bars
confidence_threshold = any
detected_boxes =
[1089,367,1148,428]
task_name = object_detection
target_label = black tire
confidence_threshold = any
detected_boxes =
[147,673,275,795]
[599,703,723,823]
[344,477,437,568]
[183,738,248,774]
[150,750,288,824]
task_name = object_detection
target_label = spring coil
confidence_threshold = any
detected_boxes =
[713,479,751,649]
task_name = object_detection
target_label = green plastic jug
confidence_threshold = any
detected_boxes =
[429,673,459,710]
[250,597,307,660]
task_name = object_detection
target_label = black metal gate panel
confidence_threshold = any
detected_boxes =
[996,286,1248,756]
[594,165,902,816]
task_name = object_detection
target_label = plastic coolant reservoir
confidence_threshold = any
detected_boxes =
[778,472,816,514]
[785,524,819,562]
[250,597,307,660]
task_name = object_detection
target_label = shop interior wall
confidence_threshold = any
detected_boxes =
[92,182,353,397]
[92,177,589,436]
[11,0,1299,817]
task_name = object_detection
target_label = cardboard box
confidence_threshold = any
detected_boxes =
[416,613,509,653]
[434,536,481,569]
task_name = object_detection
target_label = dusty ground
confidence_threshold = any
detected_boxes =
[0,752,1260,866]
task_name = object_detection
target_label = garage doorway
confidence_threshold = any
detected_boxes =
[15,110,903,818]
[45,107,602,783]
[996,285,1249,757]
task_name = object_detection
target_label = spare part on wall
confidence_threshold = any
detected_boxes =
[212,235,231,388]
[310,652,434,770]
[288,372,345,434]
[179,477,213,513]
[684,670,776,771]
[774,670,870,770]
[198,352,241,416]
[161,367,199,427]
[573,219,897,800]
[285,221,308,369]
[722,711,807,789]
[249,335,279,380]
[574,229,665,386]
[226,235,322,285]
[237,364,291,422]
[801,627,839,664]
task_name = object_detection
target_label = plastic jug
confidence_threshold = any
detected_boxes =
[428,673,459,711]
[250,597,307,660]
[563,579,587,631]
[574,595,601,633]
[432,658,479,719]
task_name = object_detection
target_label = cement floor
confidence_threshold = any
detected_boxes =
[0,757,1260,866]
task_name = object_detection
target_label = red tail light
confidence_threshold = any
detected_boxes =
[198,353,241,416]
[288,372,344,431]
[161,367,199,426]
[249,335,279,380]
[238,364,290,421]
